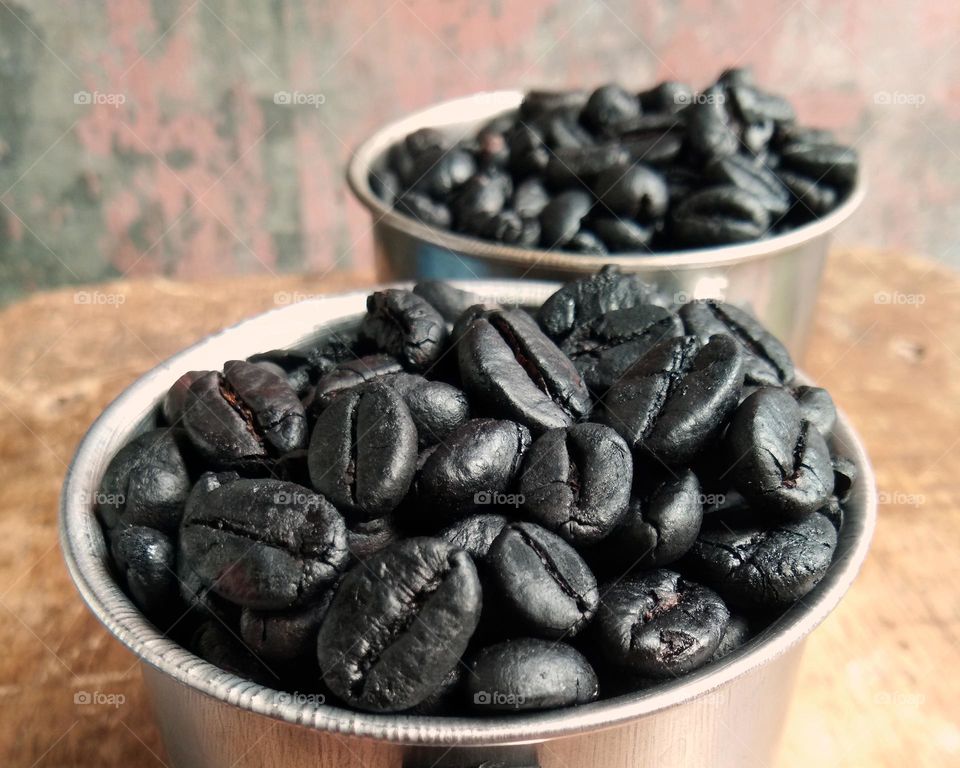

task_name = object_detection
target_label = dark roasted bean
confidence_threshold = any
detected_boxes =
[413,281,486,323]
[711,613,752,661]
[725,387,834,518]
[705,154,790,216]
[794,385,837,437]
[395,191,452,228]
[360,289,448,372]
[680,299,795,386]
[591,217,654,251]
[779,142,858,189]
[593,164,669,220]
[539,190,593,248]
[777,168,839,216]
[561,304,684,393]
[686,88,740,158]
[438,513,509,562]
[512,177,551,219]
[602,335,743,465]
[602,469,703,569]
[162,371,206,425]
[581,84,641,135]
[310,353,404,412]
[240,585,338,662]
[597,570,729,677]
[182,360,307,467]
[687,507,837,608]
[307,382,418,519]
[506,123,550,176]
[179,475,348,610]
[520,89,587,120]
[468,638,598,710]
[191,621,269,682]
[387,373,470,448]
[459,308,591,432]
[412,147,477,197]
[730,85,796,124]
[247,349,316,398]
[488,522,599,638]
[316,537,482,712]
[671,186,771,246]
[545,144,631,186]
[96,428,191,533]
[566,228,608,254]
[346,516,400,561]
[110,525,177,615]
[417,418,530,519]
[452,172,510,232]
[519,423,632,544]
[638,81,694,113]
[831,455,857,505]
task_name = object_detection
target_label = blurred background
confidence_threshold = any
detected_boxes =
[0,0,956,305]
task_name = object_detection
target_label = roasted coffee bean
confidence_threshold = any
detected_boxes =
[566,228,607,254]
[417,418,530,519]
[779,142,858,189]
[387,373,470,448]
[686,88,740,158]
[581,84,641,135]
[308,382,418,519]
[191,621,270,682]
[512,177,551,219]
[794,385,837,436]
[412,147,477,197]
[621,126,686,165]
[603,335,743,465]
[591,217,654,251]
[474,120,511,167]
[687,508,837,608]
[542,108,595,149]
[411,665,464,715]
[395,191,452,228]
[180,475,348,609]
[483,210,528,245]
[777,169,838,216]
[679,299,795,386]
[725,387,834,519]
[711,613,752,661]
[602,469,703,569]
[96,428,191,533]
[162,371,206,425]
[359,289,448,372]
[459,308,591,433]
[592,164,669,220]
[520,89,588,121]
[110,525,177,614]
[729,85,796,124]
[452,172,510,232]
[819,495,844,531]
[561,304,684,393]
[537,264,667,342]
[413,280,486,323]
[310,353,404,411]
[182,360,307,467]
[316,537,482,712]
[705,154,790,216]
[519,423,632,545]
[438,513,509,562]
[831,455,857,504]
[538,190,594,248]
[488,522,599,638]
[545,144,630,187]
[240,585,337,662]
[671,186,771,246]
[468,638,599,710]
[638,81,693,113]
[405,127,447,157]
[506,123,550,176]
[597,569,729,678]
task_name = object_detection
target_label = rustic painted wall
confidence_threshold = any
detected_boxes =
[0,0,956,303]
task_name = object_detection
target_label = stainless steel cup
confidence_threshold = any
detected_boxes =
[347,91,865,355]
[60,281,876,768]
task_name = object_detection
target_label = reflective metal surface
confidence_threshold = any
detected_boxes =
[346,91,866,355]
[60,282,876,768]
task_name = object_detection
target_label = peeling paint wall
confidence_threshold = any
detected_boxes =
[0,0,956,303]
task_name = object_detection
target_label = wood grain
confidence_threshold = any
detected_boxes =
[0,251,955,766]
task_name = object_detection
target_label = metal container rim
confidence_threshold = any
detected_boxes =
[346,89,866,274]
[59,280,876,747]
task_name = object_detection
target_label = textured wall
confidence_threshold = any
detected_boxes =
[0,0,956,303]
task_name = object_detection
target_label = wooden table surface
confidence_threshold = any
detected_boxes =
[0,251,956,767]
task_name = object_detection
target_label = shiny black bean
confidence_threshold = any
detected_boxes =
[602,335,743,465]
[638,81,694,113]
[560,304,684,393]
[671,186,771,246]
[581,84,641,134]
[387,373,470,449]
[679,299,795,386]
[309,353,404,412]
[777,168,839,216]
[686,88,740,158]
[110,525,177,615]
[602,469,703,569]
[346,515,400,561]
[520,89,587,120]
[395,191,452,229]
[360,289,448,372]
[417,418,530,519]
[687,508,837,609]
[96,428,191,533]
[544,144,630,186]
[711,613,752,661]
[437,513,509,562]
[412,147,477,197]
[519,423,632,545]
[179,475,348,609]
[779,142,858,189]
[316,537,482,712]
[459,308,592,432]
[451,172,511,233]
[730,85,796,124]
[591,217,654,251]
[705,154,790,216]
[467,639,598,710]
[725,387,834,519]
[247,349,316,398]
[794,385,837,437]
[162,371,206,425]
[512,177,551,219]
[413,281,486,323]
[592,163,669,220]
[539,190,593,248]
[488,522,599,638]
[506,123,550,176]
[307,382,418,520]
[597,570,729,678]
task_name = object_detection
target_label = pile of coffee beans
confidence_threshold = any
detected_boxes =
[370,68,859,253]
[96,267,855,714]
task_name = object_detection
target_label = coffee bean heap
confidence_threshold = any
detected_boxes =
[97,267,854,714]
[370,68,858,253]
